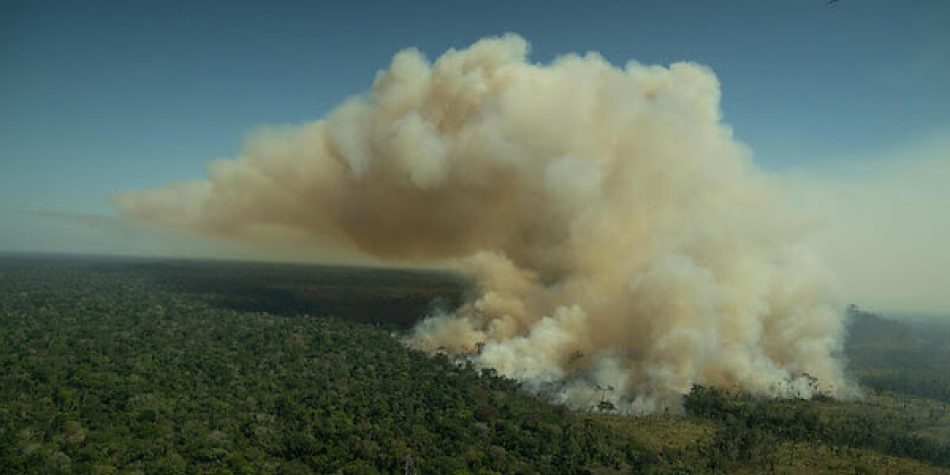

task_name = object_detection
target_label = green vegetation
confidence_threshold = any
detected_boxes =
[845,305,950,403]
[1,255,949,473]
[683,385,950,471]
[0,257,646,473]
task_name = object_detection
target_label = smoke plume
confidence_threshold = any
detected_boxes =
[114,34,856,413]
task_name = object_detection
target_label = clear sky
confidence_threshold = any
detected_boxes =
[2,0,949,312]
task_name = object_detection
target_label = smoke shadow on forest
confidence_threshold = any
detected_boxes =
[85,256,471,329]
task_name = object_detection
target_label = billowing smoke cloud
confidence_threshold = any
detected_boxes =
[114,34,857,413]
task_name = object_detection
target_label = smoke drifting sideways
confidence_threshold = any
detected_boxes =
[113,34,859,413]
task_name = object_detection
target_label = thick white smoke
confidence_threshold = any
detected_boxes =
[114,34,857,413]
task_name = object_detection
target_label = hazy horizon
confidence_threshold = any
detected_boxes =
[2,0,949,315]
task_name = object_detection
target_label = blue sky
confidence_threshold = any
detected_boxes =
[1,0,949,311]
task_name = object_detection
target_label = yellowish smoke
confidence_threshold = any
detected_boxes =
[114,34,857,413]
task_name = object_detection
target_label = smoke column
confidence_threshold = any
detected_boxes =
[114,34,856,413]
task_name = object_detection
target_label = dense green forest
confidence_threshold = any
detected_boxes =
[1,255,949,473]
